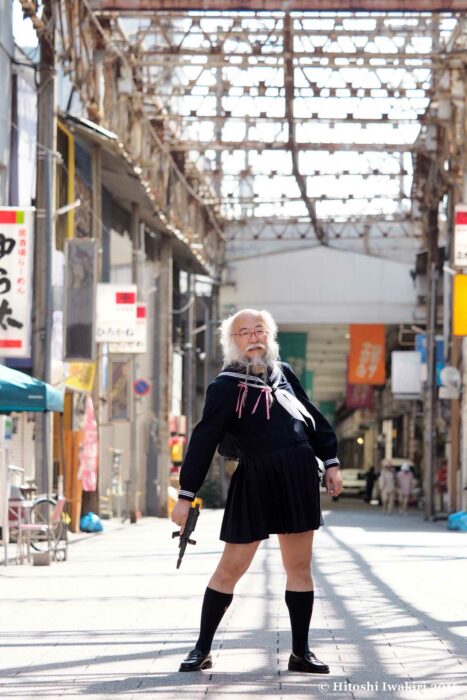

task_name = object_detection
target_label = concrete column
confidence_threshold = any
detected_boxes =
[154,235,173,517]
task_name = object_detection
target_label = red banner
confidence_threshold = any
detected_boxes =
[346,384,375,409]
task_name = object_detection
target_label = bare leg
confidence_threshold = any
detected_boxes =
[278,530,314,591]
[278,531,329,673]
[180,539,263,670]
[209,539,262,593]
[381,491,388,513]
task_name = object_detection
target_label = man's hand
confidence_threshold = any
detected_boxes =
[325,466,343,498]
[171,499,192,535]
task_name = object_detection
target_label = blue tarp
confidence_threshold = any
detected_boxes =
[0,365,64,413]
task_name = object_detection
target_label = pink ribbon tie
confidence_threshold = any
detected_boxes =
[235,382,248,418]
[251,386,272,420]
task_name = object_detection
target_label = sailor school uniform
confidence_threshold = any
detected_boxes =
[179,361,340,543]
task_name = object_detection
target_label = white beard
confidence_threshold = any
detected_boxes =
[226,343,277,379]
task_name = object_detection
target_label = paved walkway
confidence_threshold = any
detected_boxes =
[0,499,466,700]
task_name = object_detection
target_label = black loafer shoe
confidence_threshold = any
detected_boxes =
[288,651,330,674]
[179,648,212,672]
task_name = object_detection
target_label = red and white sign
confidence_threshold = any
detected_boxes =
[96,284,137,343]
[454,205,467,268]
[109,303,147,354]
[0,208,34,357]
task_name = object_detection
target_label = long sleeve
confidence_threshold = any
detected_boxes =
[178,379,236,501]
[281,362,340,469]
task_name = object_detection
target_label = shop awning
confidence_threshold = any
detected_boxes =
[0,365,64,413]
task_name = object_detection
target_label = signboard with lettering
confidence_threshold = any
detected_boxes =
[65,362,96,393]
[348,324,386,385]
[415,333,444,385]
[109,303,147,354]
[96,284,137,343]
[454,205,467,268]
[0,208,34,358]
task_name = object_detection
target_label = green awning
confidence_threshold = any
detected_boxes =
[0,365,64,413]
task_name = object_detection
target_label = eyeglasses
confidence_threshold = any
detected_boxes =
[231,327,269,339]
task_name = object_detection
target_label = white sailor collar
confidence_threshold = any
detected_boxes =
[217,361,315,429]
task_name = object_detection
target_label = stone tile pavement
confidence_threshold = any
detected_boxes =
[0,498,466,700]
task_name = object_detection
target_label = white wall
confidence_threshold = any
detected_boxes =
[99,249,158,515]
[220,245,416,324]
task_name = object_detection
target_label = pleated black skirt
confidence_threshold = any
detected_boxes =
[219,440,324,544]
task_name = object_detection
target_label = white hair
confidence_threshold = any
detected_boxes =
[218,308,281,369]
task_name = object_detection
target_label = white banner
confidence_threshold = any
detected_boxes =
[109,303,147,354]
[96,283,137,343]
[0,207,34,357]
[454,205,467,267]
[391,351,422,397]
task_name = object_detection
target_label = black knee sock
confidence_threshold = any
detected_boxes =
[195,587,234,654]
[285,589,314,656]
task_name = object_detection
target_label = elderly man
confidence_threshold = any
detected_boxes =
[171,308,343,674]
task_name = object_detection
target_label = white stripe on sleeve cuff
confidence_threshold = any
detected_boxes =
[179,489,196,499]
[323,458,340,468]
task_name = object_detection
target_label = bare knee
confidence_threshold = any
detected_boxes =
[283,556,313,588]
[209,543,259,592]
[213,558,250,587]
[284,557,311,577]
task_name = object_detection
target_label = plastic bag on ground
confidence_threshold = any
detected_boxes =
[79,512,104,533]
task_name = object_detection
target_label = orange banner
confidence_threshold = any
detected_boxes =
[348,324,386,385]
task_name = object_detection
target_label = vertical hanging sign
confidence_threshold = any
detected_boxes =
[0,208,34,358]
[348,324,386,385]
[277,332,308,388]
[453,274,467,336]
[64,239,97,361]
[454,205,467,268]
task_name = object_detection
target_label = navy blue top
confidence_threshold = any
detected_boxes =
[178,361,340,501]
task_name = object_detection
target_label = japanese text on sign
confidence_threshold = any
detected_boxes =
[348,324,386,385]
[96,284,137,343]
[0,209,34,357]
[454,206,467,267]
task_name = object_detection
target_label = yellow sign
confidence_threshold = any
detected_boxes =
[453,275,467,336]
[65,362,96,393]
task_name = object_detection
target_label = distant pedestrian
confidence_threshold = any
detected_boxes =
[396,463,414,514]
[378,462,395,514]
[434,459,448,512]
[364,466,376,503]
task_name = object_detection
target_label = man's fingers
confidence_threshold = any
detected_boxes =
[326,474,343,497]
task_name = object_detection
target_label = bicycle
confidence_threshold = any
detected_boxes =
[28,494,68,560]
